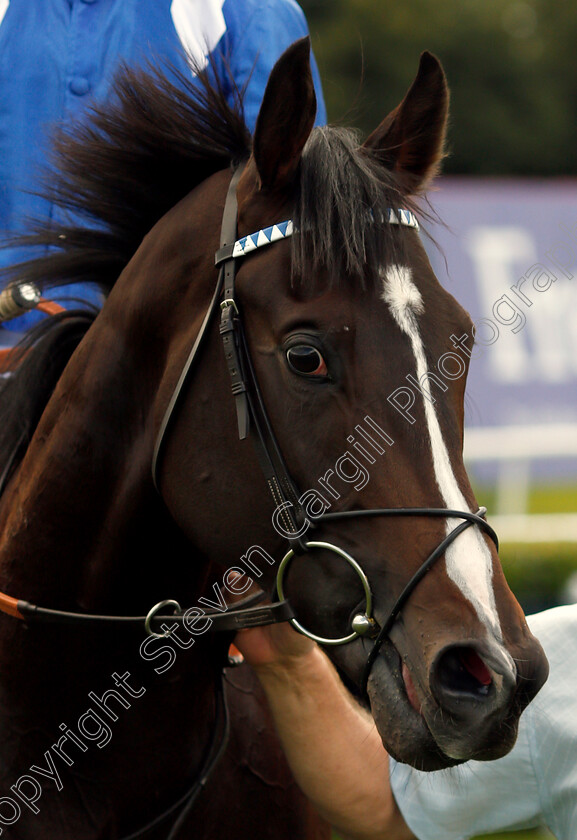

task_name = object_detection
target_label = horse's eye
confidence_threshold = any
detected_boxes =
[286,345,328,378]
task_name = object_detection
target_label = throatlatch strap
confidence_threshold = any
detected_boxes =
[151,165,245,489]
[151,274,223,490]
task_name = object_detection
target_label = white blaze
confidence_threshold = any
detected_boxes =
[381,265,502,638]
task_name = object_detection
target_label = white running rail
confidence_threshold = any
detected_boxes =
[464,423,577,543]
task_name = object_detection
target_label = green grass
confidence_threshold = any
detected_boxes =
[474,480,577,612]
[476,480,577,515]
[499,540,577,612]
[333,832,552,839]
[473,832,553,840]
[529,483,577,514]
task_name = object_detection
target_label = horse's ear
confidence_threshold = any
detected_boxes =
[252,37,317,192]
[363,52,449,194]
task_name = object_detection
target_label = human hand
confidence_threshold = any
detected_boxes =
[234,617,316,673]
[225,573,317,674]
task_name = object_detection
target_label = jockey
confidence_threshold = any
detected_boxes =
[0,0,326,340]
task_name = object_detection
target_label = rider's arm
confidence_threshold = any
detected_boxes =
[235,624,414,840]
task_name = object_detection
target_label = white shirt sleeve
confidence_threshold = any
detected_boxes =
[390,604,577,840]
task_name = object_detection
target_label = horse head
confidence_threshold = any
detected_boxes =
[153,40,549,770]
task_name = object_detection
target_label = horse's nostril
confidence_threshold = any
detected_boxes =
[435,646,492,698]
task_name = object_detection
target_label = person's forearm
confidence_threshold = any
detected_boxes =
[253,646,413,840]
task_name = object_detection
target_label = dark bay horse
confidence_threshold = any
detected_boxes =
[0,39,548,838]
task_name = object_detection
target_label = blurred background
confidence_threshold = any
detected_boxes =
[301,2,576,838]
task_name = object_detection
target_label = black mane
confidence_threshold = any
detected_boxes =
[4,60,416,298]
[2,62,251,296]
[294,126,415,287]
[0,60,252,489]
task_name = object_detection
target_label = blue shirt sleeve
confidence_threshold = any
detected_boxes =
[220,0,327,134]
[0,0,326,337]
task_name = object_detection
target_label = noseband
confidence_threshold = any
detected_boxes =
[153,164,499,694]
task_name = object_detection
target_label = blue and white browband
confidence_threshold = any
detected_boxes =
[226,208,419,262]
[233,220,295,259]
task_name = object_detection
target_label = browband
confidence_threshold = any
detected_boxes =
[215,208,419,266]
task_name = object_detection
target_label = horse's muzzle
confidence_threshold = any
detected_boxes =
[368,625,548,769]
[426,639,519,760]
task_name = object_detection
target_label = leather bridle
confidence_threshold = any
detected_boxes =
[0,163,499,684]
[0,165,499,837]
[151,162,498,689]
